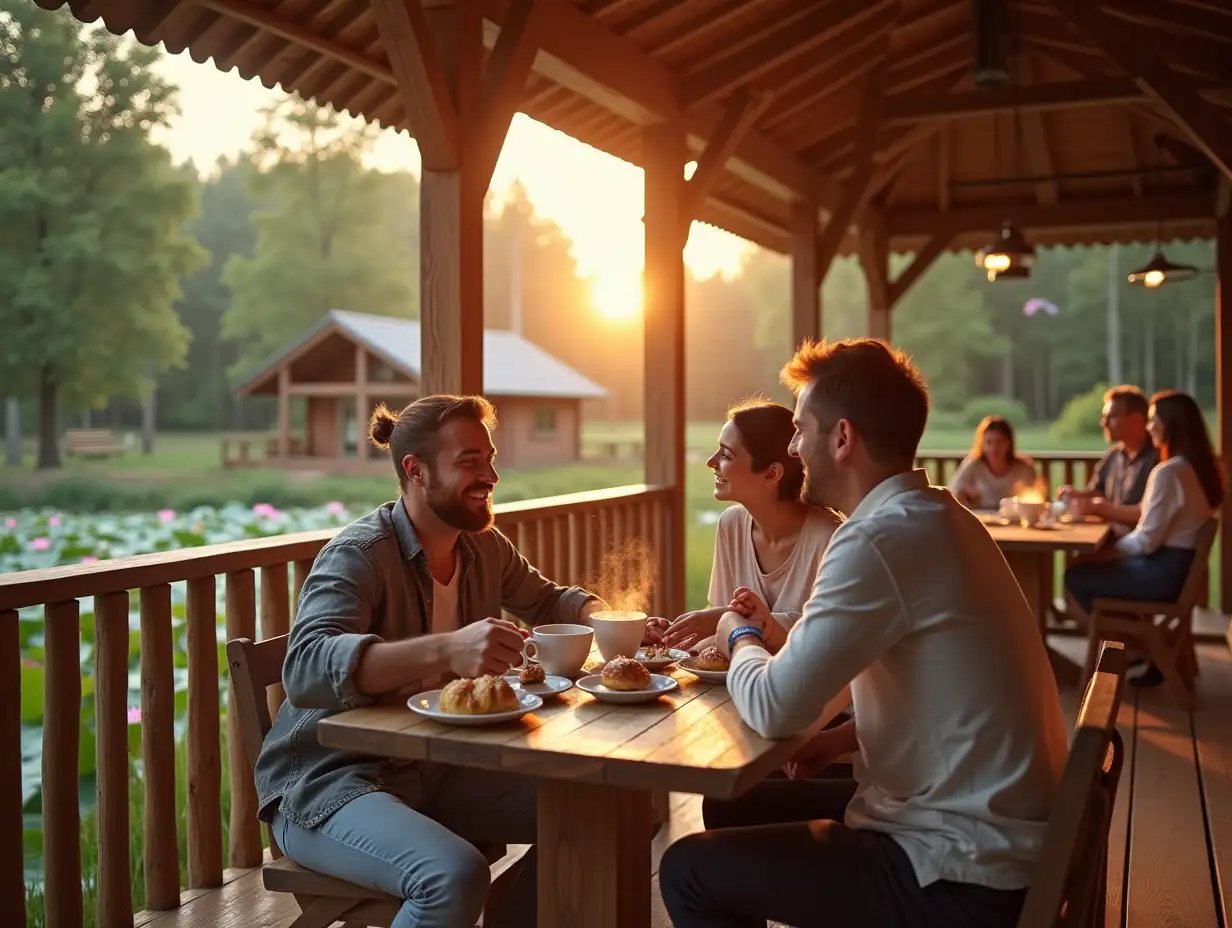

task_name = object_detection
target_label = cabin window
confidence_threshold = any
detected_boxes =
[533,406,558,437]
[370,359,397,382]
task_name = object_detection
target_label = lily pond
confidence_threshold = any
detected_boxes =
[3,503,358,918]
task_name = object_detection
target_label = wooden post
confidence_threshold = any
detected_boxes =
[642,123,687,621]
[859,226,892,343]
[791,199,821,348]
[276,365,290,461]
[355,345,369,460]
[1216,211,1231,610]
[420,2,485,397]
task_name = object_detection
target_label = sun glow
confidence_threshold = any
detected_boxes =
[590,271,643,322]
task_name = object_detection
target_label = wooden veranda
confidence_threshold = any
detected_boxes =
[7,0,1232,925]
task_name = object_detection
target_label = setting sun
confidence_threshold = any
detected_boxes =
[590,271,643,322]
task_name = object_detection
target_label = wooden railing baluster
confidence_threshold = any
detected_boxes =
[260,564,290,721]
[292,558,314,621]
[225,569,262,868]
[186,576,222,889]
[43,600,82,928]
[139,584,179,910]
[94,590,133,925]
[0,610,23,928]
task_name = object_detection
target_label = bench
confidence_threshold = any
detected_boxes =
[226,634,525,927]
[63,428,123,458]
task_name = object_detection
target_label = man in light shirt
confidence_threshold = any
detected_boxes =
[658,338,1069,928]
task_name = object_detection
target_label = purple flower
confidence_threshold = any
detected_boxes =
[32,537,50,551]
[157,509,176,523]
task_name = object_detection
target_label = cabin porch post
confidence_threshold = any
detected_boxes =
[791,199,822,348]
[642,123,687,622]
[1216,211,1231,609]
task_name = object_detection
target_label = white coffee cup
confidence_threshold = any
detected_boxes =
[589,610,648,662]
[522,624,593,676]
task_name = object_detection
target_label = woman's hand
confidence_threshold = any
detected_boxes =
[661,607,725,650]
[783,720,857,780]
[729,587,772,628]
[643,617,670,644]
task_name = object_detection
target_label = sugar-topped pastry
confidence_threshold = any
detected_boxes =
[601,656,652,691]
[519,662,546,685]
[693,646,730,672]
[439,675,520,714]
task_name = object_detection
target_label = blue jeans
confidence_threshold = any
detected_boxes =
[1065,546,1195,614]
[272,763,537,928]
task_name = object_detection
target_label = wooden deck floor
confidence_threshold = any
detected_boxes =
[137,638,1232,928]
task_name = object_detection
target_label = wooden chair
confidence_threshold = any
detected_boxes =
[63,428,122,458]
[226,634,523,928]
[1082,518,1217,710]
[1017,640,1129,928]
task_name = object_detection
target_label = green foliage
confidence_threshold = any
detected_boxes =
[1050,382,1110,442]
[0,3,205,466]
[221,98,417,378]
[961,395,1032,429]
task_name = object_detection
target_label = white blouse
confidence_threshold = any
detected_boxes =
[949,457,1040,510]
[1114,457,1215,557]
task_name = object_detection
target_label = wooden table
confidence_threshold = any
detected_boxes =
[981,515,1111,680]
[317,664,849,928]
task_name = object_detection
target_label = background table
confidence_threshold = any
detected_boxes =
[982,515,1110,679]
[318,664,850,928]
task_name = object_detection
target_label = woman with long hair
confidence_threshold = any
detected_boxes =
[949,415,1039,509]
[648,399,840,655]
[1066,390,1224,686]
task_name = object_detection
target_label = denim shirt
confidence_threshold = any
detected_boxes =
[253,499,598,828]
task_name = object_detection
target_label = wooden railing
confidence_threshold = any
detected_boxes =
[0,483,672,926]
[915,450,1105,493]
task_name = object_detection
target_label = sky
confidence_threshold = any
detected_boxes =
[150,50,753,322]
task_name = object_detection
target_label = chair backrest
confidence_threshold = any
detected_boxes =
[1016,640,1128,928]
[1173,518,1218,612]
[226,634,289,775]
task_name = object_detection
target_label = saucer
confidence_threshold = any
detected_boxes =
[407,689,542,725]
[501,673,574,699]
[575,673,678,704]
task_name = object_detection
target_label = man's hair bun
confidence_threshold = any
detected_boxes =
[368,403,398,448]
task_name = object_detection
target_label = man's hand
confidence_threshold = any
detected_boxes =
[661,607,724,650]
[783,721,857,780]
[716,602,770,659]
[445,618,527,678]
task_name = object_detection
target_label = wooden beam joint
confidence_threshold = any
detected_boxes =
[681,91,774,232]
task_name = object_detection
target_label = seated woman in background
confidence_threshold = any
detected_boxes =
[648,399,839,655]
[1065,390,1224,687]
[949,415,1040,510]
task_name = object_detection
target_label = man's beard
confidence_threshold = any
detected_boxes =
[800,446,836,508]
[426,481,494,532]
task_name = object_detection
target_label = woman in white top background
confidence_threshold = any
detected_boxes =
[949,415,1040,510]
[648,399,840,654]
[1065,390,1224,686]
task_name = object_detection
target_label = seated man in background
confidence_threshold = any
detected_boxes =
[254,394,604,928]
[659,338,1069,928]
[1061,384,1158,532]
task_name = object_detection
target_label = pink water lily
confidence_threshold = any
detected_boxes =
[31,537,50,551]
[252,503,282,520]
[48,515,60,528]
[4,518,15,529]
[326,501,346,516]
[157,509,176,523]
[81,555,98,564]
[127,707,141,725]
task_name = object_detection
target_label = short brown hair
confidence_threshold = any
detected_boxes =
[1104,385,1149,419]
[726,398,805,501]
[780,338,929,469]
[369,394,497,489]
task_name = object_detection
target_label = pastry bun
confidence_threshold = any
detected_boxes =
[693,646,730,671]
[519,662,546,684]
[601,656,652,691]
[439,675,520,714]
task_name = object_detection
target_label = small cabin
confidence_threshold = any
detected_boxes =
[230,310,607,471]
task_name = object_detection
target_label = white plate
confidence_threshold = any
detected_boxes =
[575,673,679,704]
[632,647,691,672]
[407,689,543,726]
[502,673,574,699]
[678,658,729,684]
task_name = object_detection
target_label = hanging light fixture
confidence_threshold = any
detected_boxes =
[1127,137,1199,288]
[976,219,1036,281]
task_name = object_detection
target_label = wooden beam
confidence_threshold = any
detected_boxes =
[888,230,955,305]
[695,197,791,254]
[1018,57,1059,205]
[1106,0,1232,46]
[473,0,545,186]
[858,225,891,342]
[814,17,898,275]
[791,199,821,347]
[681,91,774,225]
[885,78,1145,124]
[1048,0,1232,181]
[642,122,687,619]
[1216,210,1232,608]
[680,0,894,107]
[888,193,1215,236]
[369,0,460,170]
[937,122,951,211]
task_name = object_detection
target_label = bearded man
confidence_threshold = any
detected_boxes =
[254,394,604,928]
[658,338,1069,928]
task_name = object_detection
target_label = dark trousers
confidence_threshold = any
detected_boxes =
[659,778,1026,928]
[1065,546,1194,614]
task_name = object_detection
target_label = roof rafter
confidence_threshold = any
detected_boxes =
[885,78,1146,124]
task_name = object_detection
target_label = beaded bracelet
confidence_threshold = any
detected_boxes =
[727,625,764,653]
